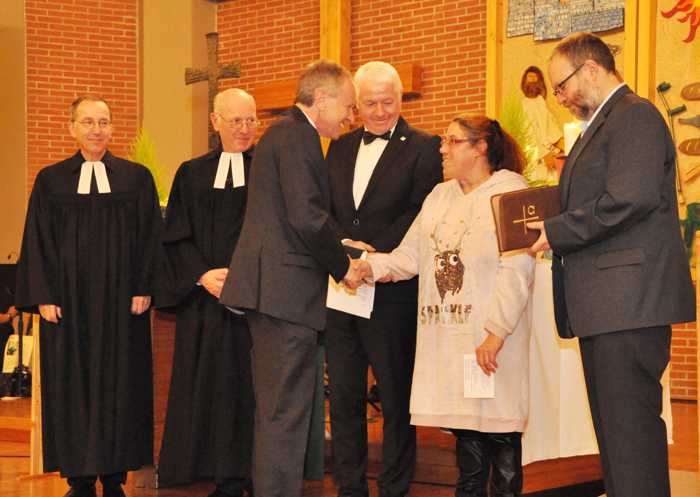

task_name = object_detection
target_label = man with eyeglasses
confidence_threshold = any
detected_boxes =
[528,32,694,497]
[156,88,257,497]
[15,95,162,497]
[219,60,365,497]
[324,61,442,497]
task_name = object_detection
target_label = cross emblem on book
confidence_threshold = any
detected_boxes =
[512,204,541,234]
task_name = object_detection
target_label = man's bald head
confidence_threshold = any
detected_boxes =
[211,88,258,152]
[213,88,256,114]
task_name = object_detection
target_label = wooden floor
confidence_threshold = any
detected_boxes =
[0,400,696,497]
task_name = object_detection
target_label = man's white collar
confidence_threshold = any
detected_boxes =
[214,152,245,189]
[78,161,111,194]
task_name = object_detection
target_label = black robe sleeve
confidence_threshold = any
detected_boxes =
[131,168,163,297]
[15,172,59,312]
[156,164,210,309]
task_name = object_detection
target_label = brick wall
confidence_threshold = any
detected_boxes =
[217,0,486,138]
[25,0,139,195]
[351,0,486,135]
[671,321,698,400]
[217,0,320,132]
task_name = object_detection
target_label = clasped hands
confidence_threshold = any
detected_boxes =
[199,268,228,299]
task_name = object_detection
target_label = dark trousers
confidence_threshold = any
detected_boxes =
[579,325,671,497]
[68,472,126,488]
[246,311,319,497]
[326,303,417,497]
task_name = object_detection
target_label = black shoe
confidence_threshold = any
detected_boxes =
[208,489,243,497]
[63,486,97,497]
[102,484,126,497]
[367,383,381,404]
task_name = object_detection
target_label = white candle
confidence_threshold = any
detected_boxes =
[563,121,581,156]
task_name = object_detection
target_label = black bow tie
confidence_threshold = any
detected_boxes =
[362,130,391,145]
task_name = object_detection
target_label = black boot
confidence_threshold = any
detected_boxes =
[208,477,252,497]
[100,472,127,497]
[64,476,97,497]
[453,429,489,497]
[488,432,523,497]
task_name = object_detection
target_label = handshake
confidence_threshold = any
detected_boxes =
[341,239,374,290]
[340,239,393,289]
[344,258,373,289]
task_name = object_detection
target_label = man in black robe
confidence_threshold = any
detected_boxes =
[15,95,161,497]
[156,88,256,497]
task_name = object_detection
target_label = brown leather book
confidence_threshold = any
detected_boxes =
[490,185,561,253]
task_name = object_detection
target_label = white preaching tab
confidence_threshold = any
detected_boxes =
[214,152,245,189]
[464,354,495,398]
[77,161,111,194]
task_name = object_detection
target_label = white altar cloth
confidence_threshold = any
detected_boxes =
[522,258,673,465]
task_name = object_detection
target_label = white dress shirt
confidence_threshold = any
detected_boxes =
[353,125,396,208]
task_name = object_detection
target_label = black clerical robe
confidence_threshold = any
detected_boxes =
[156,147,254,487]
[15,150,161,477]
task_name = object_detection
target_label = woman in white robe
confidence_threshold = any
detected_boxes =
[364,115,535,497]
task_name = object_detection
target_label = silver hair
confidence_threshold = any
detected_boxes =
[353,61,403,95]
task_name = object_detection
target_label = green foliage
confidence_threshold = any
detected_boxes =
[498,89,548,187]
[127,128,168,203]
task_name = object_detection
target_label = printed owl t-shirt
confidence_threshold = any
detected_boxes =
[368,170,535,432]
[418,193,474,328]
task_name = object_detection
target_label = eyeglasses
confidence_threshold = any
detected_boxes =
[441,136,472,147]
[553,64,584,97]
[216,114,260,129]
[75,119,111,129]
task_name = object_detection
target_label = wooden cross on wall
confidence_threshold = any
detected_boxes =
[185,32,240,150]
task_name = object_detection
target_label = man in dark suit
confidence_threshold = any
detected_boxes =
[219,60,363,497]
[325,61,442,497]
[528,33,695,497]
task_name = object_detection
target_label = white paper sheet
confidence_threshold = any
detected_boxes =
[463,353,495,398]
[326,276,375,319]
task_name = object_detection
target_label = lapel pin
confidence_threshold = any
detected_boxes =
[400,136,406,141]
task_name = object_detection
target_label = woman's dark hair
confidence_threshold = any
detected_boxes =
[452,115,525,174]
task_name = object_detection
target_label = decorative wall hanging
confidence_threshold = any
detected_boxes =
[507,0,624,40]
[662,1,700,43]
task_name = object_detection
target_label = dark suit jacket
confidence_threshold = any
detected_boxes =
[327,117,442,303]
[545,85,695,338]
[220,106,349,331]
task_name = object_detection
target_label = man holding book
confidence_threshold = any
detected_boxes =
[528,32,694,497]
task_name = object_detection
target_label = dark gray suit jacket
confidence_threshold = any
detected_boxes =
[220,106,349,330]
[327,117,442,303]
[545,85,695,338]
